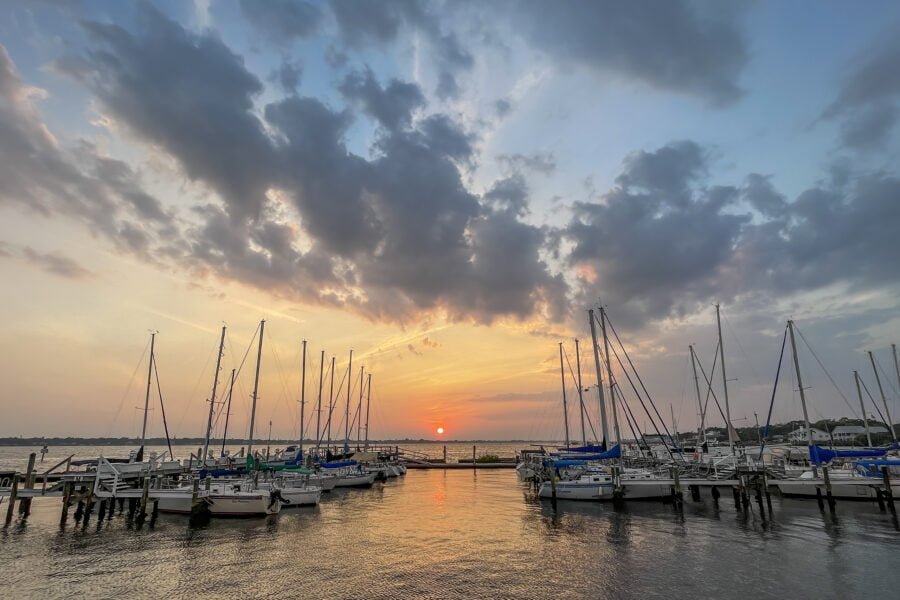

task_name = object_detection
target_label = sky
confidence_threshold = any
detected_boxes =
[1,0,900,443]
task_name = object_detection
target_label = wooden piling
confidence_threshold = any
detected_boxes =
[60,482,72,526]
[882,466,895,514]
[472,445,476,470]
[19,452,36,516]
[443,445,447,463]
[822,466,836,512]
[97,499,108,522]
[4,475,19,526]
[137,477,150,524]
[74,498,86,523]
[732,485,741,509]
[876,488,886,511]
[711,485,720,503]
[82,494,94,527]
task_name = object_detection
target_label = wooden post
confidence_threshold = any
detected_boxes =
[882,466,896,514]
[711,485,720,505]
[137,477,150,524]
[4,475,19,526]
[60,482,72,526]
[443,445,447,463]
[19,452,36,516]
[472,445,476,470]
[82,493,94,527]
[150,500,159,527]
[822,466,835,512]
[191,478,200,507]
[97,499,108,522]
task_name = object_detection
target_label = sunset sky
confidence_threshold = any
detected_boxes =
[1,1,899,442]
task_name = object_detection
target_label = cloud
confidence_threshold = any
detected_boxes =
[510,0,749,106]
[240,0,322,42]
[822,35,900,150]
[338,68,425,131]
[20,247,95,279]
[497,152,556,176]
[0,43,172,258]
[563,139,900,326]
[271,59,303,94]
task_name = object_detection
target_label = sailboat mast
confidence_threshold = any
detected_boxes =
[587,309,610,443]
[559,342,570,448]
[670,403,678,446]
[345,350,353,449]
[221,368,235,457]
[574,338,587,446]
[327,356,335,450]
[315,350,324,450]
[869,350,897,443]
[299,339,307,454]
[787,320,816,476]
[364,373,372,449]
[141,331,157,451]
[357,366,365,444]
[716,304,735,453]
[247,320,265,457]
[202,325,226,463]
[600,308,621,446]
[689,345,704,447]
[854,370,872,447]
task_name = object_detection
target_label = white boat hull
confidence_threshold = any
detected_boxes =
[538,480,614,500]
[155,489,280,516]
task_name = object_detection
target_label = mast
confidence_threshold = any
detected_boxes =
[854,370,872,447]
[315,350,324,450]
[247,320,265,457]
[558,342,570,448]
[327,356,335,450]
[202,325,226,463]
[689,345,705,447]
[893,343,900,437]
[716,304,735,453]
[574,338,587,446]
[345,349,353,450]
[220,368,235,457]
[364,373,372,449]
[869,350,897,443]
[299,339,307,455]
[587,309,610,443]
[357,366,365,445]
[670,403,678,447]
[787,320,816,476]
[140,331,157,453]
[600,308,621,447]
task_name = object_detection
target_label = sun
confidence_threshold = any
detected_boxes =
[436,427,445,435]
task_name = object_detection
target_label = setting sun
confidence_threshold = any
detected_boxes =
[436,427,445,435]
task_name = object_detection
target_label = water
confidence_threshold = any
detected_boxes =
[2,445,900,599]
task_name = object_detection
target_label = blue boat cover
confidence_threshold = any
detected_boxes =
[198,468,246,478]
[319,460,357,468]
[565,443,607,453]
[551,444,621,461]
[809,445,887,464]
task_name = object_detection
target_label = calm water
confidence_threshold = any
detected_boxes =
[2,445,900,599]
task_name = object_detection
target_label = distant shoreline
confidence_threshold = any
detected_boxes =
[0,437,548,447]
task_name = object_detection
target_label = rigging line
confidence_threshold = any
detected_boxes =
[174,336,217,432]
[603,312,680,452]
[616,385,646,457]
[318,364,349,446]
[692,350,731,433]
[700,339,720,430]
[268,341,298,436]
[211,327,258,434]
[793,323,859,418]
[106,338,150,437]
[606,333,678,461]
[152,351,173,456]
[858,376,890,429]
[722,311,765,388]
[873,354,900,399]
[757,326,787,460]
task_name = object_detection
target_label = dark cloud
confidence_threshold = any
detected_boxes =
[329,0,473,99]
[240,0,322,42]
[564,140,900,327]
[272,59,303,94]
[338,68,425,131]
[511,0,748,106]
[823,35,900,150]
[61,4,275,220]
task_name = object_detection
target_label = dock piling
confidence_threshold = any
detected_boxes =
[882,466,895,514]
[60,482,72,526]
[4,475,19,526]
[823,466,836,512]
[19,453,36,516]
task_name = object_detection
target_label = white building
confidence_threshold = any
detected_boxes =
[831,425,888,443]
[788,427,830,443]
